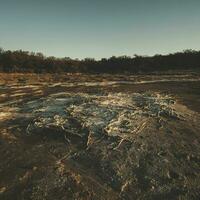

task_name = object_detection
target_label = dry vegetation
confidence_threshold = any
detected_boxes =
[0,73,200,200]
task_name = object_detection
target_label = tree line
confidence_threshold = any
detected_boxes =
[0,48,200,74]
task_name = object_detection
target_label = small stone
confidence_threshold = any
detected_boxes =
[33,166,37,171]
[0,187,6,194]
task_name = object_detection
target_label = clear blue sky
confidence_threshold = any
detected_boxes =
[0,0,200,59]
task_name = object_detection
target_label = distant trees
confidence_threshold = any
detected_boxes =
[0,48,200,74]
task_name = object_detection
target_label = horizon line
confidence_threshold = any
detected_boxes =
[1,47,199,61]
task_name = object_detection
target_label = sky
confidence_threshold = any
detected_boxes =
[0,0,200,59]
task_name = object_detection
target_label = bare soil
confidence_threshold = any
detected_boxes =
[0,73,200,200]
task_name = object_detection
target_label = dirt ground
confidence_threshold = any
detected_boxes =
[0,73,200,200]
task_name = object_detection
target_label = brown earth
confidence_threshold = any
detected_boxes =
[0,73,200,200]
